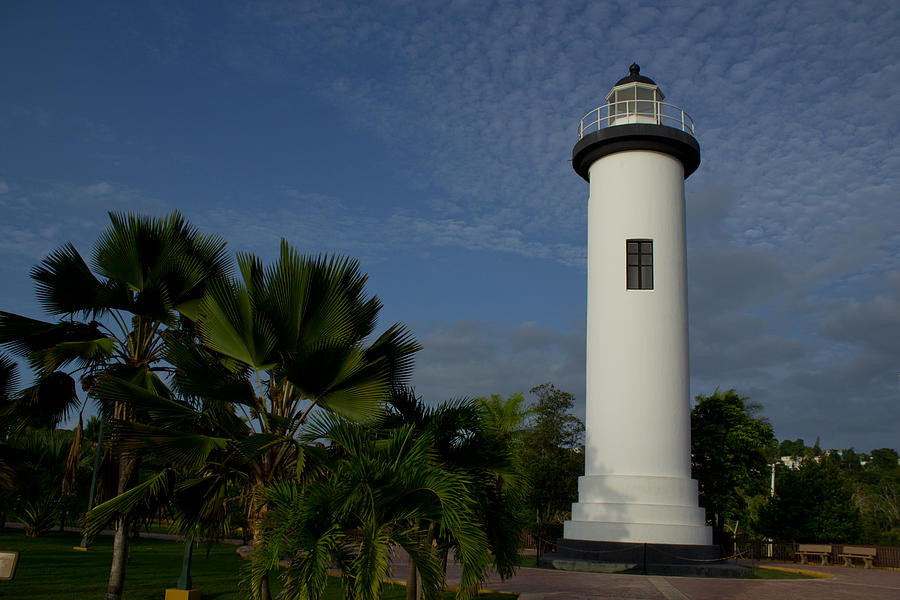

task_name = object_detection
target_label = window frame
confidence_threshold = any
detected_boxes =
[626,239,653,290]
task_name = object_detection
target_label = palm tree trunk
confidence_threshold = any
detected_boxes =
[405,554,417,600]
[105,454,138,600]
[250,483,272,600]
[105,517,130,600]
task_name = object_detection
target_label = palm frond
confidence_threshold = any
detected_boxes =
[15,371,81,429]
[108,421,228,469]
[83,468,176,535]
[197,277,277,369]
[30,242,105,317]
[62,415,84,493]
[91,211,231,322]
[363,323,421,387]
[285,343,389,424]
[0,312,112,373]
[166,337,256,407]
[0,353,18,403]
[234,432,287,463]
[92,374,195,424]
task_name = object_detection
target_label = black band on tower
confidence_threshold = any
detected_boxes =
[572,124,701,181]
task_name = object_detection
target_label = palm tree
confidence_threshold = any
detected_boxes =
[0,354,19,495]
[248,416,490,600]
[84,242,421,600]
[476,392,531,440]
[384,388,529,600]
[0,212,231,600]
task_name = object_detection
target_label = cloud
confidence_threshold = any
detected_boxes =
[410,319,585,413]
[4,0,900,452]
[0,179,169,265]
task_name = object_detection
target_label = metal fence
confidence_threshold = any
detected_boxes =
[735,540,900,568]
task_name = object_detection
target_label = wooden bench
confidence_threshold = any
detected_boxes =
[797,543,831,565]
[838,545,876,568]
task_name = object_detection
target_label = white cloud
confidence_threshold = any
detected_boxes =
[410,319,585,412]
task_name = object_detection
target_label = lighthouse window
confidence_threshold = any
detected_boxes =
[626,240,653,290]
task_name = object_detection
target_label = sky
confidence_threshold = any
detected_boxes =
[1,0,898,452]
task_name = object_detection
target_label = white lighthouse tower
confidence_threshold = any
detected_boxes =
[558,65,713,566]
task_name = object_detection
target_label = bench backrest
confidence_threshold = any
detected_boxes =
[798,544,831,553]
[841,546,876,557]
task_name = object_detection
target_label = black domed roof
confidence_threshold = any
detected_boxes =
[615,63,656,86]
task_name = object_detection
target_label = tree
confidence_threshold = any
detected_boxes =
[778,438,806,458]
[839,448,862,472]
[690,389,775,545]
[84,243,420,600]
[519,383,584,549]
[476,392,531,440]
[0,212,231,600]
[0,354,19,496]
[869,448,900,471]
[247,416,490,600]
[385,388,528,600]
[5,427,80,536]
[760,458,861,543]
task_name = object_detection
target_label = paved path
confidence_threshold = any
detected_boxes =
[392,552,900,600]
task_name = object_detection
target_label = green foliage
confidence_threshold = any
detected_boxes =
[760,458,861,543]
[869,448,900,471]
[1,427,89,536]
[386,388,529,584]
[518,383,584,532]
[690,389,775,544]
[778,438,807,458]
[0,211,233,600]
[249,418,491,600]
[476,392,531,439]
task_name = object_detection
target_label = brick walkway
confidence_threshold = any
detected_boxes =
[392,555,900,600]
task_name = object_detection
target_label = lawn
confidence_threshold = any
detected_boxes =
[1,528,253,599]
[0,528,515,599]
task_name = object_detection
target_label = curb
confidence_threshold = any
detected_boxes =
[750,564,833,579]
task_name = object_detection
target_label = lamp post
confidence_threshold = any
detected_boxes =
[75,419,104,551]
[769,463,776,498]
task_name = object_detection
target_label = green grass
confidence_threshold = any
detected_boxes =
[0,528,515,599]
[749,566,817,580]
[1,527,254,599]
[517,555,538,569]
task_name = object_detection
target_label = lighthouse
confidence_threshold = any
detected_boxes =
[555,65,716,569]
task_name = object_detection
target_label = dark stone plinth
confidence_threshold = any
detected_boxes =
[538,538,750,578]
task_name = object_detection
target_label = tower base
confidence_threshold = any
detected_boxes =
[539,539,749,578]
[564,474,713,545]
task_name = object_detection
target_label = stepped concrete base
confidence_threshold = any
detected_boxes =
[539,539,749,578]
[565,474,714,545]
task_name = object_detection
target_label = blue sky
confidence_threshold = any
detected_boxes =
[1,0,899,451]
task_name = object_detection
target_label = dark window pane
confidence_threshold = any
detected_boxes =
[641,266,653,289]
[640,241,652,254]
[627,241,638,253]
[643,253,652,266]
[627,266,638,289]
[627,254,638,266]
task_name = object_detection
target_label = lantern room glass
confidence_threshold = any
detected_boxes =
[607,83,663,126]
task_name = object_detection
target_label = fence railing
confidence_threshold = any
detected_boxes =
[736,540,900,568]
[578,100,695,139]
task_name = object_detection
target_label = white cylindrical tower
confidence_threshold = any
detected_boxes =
[564,65,711,547]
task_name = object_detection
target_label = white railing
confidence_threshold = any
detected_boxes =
[578,100,695,139]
